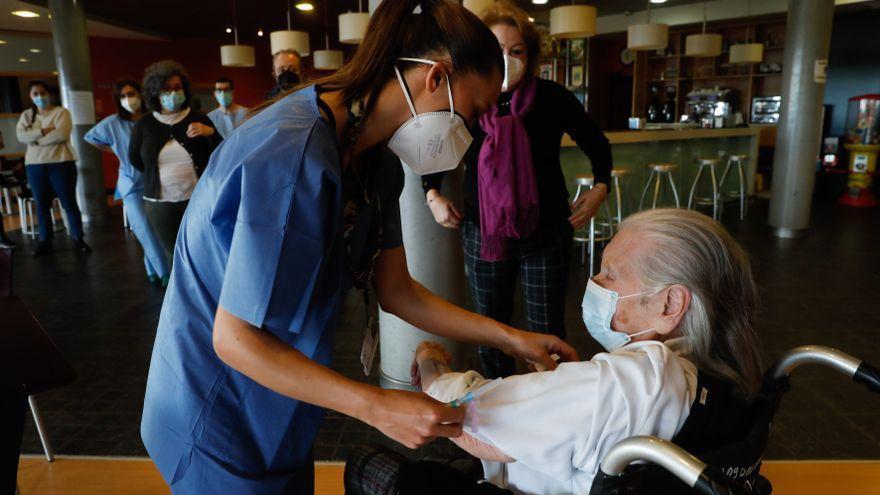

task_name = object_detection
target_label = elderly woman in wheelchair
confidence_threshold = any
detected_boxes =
[412,209,766,495]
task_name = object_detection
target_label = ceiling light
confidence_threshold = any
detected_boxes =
[532,0,548,4]
[650,0,668,3]
[12,10,40,18]
[257,29,264,37]
[225,27,232,33]
[19,58,27,62]
[29,48,40,53]
[0,40,6,45]
[528,16,535,22]
[295,2,314,11]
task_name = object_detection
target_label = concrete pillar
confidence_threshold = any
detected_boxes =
[378,165,466,391]
[768,0,834,238]
[48,0,107,223]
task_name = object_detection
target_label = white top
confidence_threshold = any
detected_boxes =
[15,106,76,165]
[207,105,249,139]
[426,339,698,495]
[150,108,197,202]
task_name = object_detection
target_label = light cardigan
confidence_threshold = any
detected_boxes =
[16,106,76,165]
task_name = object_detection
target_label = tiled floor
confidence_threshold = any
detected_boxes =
[9,196,880,463]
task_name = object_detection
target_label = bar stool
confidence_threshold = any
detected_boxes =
[609,169,630,229]
[719,154,748,220]
[572,174,614,277]
[17,197,65,239]
[639,163,681,210]
[0,186,15,216]
[687,157,721,220]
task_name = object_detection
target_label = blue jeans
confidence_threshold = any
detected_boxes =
[25,162,84,241]
[122,191,170,278]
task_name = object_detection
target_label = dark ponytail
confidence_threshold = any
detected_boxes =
[252,0,502,120]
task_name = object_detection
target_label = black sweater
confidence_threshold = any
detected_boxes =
[129,108,222,200]
[422,78,612,234]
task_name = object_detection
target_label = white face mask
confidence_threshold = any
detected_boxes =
[121,96,141,114]
[502,54,525,92]
[581,279,658,352]
[387,57,473,176]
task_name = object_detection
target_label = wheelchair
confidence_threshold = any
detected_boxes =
[589,345,880,495]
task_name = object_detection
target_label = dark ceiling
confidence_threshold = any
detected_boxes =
[22,0,709,43]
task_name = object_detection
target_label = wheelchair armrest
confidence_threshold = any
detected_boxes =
[854,361,880,394]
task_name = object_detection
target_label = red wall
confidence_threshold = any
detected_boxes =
[88,35,277,191]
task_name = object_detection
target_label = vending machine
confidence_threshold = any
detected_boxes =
[840,94,880,207]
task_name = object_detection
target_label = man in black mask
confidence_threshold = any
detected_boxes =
[265,49,303,100]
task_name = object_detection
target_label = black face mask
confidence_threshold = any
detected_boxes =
[277,70,301,90]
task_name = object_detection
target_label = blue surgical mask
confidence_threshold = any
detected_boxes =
[582,279,657,352]
[32,95,49,110]
[160,90,185,112]
[215,90,233,108]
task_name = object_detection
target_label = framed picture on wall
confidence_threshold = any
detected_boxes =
[570,65,584,87]
[570,39,585,62]
[538,61,555,81]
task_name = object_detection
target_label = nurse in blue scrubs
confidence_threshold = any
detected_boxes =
[85,79,170,286]
[141,0,578,492]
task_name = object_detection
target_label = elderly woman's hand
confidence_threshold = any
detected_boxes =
[503,328,579,371]
[411,341,452,388]
[569,184,608,229]
[426,189,462,229]
[187,122,215,138]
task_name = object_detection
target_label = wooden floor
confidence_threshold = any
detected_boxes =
[16,456,880,494]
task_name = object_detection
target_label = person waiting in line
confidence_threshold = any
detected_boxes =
[423,1,612,379]
[85,79,170,287]
[265,48,303,100]
[206,77,249,139]
[15,80,90,257]
[140,0,577,492]
[411,209,764,494]
[129,61,221,264]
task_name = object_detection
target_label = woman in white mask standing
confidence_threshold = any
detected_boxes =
[140,0,577,493]
[85,79,170,286]
[16,80,90,256]
[422,0,614,379]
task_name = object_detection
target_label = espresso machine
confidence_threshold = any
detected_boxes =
[680,87,737,128]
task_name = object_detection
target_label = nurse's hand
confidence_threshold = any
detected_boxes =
[187,122,215,138]
[503,329,579,371]
[569,184,608,229]
[363,389,465,449]
[426,189,462,229]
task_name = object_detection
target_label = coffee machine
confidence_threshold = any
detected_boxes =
[680,87,737,128]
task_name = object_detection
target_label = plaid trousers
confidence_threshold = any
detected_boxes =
[461,219,572,379]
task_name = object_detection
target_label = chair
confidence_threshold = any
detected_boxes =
[719,154,749,221]
[572,175,615,277]
[640,163,681,210]
[687,158,722,220]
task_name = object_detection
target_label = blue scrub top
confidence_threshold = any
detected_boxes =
[207,105,250,139]
[141,86,403,494]
[84,114,140,199]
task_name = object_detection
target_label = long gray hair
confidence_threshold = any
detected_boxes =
[620,209,763,398]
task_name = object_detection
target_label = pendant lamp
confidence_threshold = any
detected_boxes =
[314,3,343,71]
[369,0,383,14]
[270,1,310,56]
[729,0,763,64]
[685,2,722,57]
[463,0,494,16]
[340,0,370,45]
[550,5,596,39]
[221,0,255,67]
[627,0,668,51]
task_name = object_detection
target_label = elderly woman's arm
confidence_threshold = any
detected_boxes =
[414,342,516,463]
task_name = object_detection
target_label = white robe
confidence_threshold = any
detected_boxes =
[426,339,698,495]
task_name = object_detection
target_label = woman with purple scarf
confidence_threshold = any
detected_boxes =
[422,0,613,378]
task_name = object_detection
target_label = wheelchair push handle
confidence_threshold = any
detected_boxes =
[772,345,880,393]
[597,436,749,495]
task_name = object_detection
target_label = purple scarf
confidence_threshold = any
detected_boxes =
[477,75,540,261]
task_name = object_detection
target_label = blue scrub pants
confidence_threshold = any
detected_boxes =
[123,190,169,278]
[25,162,84,241]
